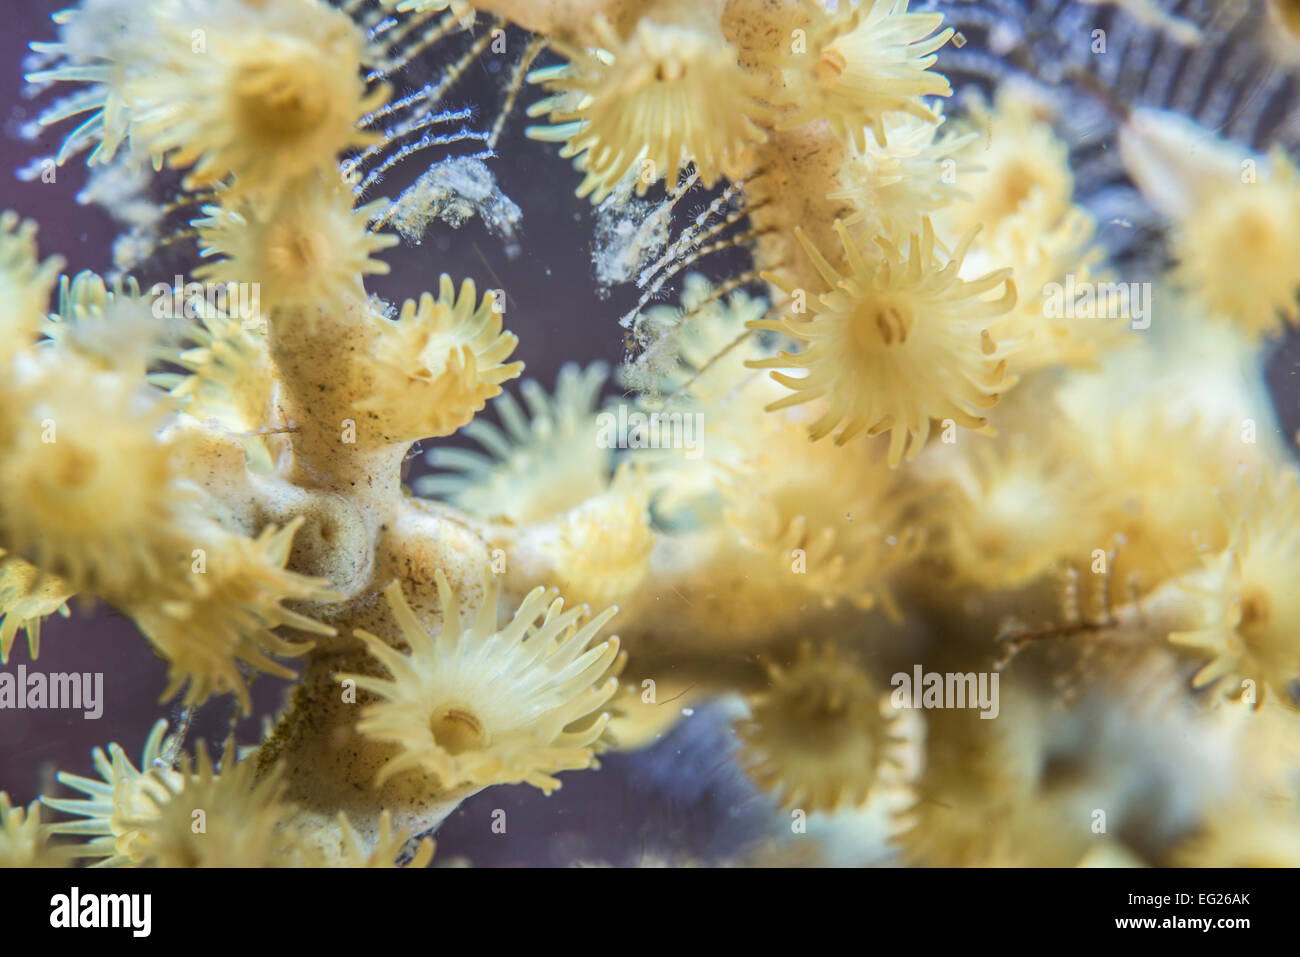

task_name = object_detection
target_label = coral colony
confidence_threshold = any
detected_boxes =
[2,0,1300,868]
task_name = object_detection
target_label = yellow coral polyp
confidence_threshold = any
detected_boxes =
[24,8,140,167]
[828,109,977,238]
[1170,470,1300,707]
[772,0,953,150]
[119,741,297,867]
[1170,147,1300,339]
[721,403,916,611]
[936,86,1074,243]
[339,573,621,795]
[361,275,524,441]
[1068,404,1234,593]
[527,17,770,200]
[0,353,187,594]
[130,0,383,197]
[418,362,613,522]
[41,271,163,378]
[737,641,908,812]
[130,518,339,713]
[546,466,654,608]
[937,434,1101,590]
[195,183,397,313]
[750,218,1016,465]
[633,273,772,403]
[971,196,1130,374]
[152,303,282,470]
[42,719,180,867]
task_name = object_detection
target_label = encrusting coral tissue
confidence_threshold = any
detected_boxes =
[2,0,1300,868]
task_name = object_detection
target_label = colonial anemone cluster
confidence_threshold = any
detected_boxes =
[2,0,1300,868]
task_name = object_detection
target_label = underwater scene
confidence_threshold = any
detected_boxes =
[1,0,1299,871]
